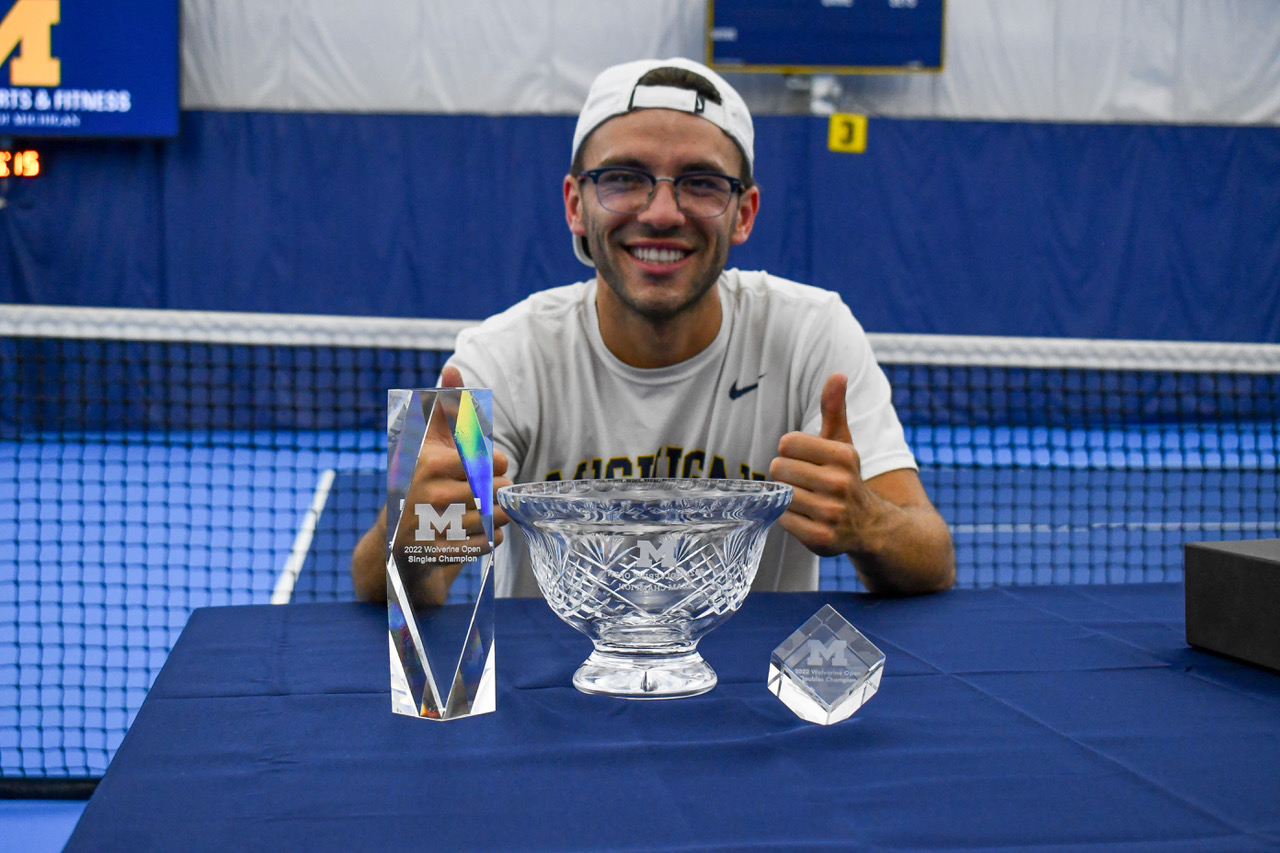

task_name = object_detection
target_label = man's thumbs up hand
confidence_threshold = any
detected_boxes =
[770,372,883,559]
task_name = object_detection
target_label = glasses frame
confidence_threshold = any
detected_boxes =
[578,166,744,219]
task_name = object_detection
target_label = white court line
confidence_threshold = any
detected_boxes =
[272,468,337,605]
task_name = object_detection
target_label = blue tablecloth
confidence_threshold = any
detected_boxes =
[66,585,1280,852]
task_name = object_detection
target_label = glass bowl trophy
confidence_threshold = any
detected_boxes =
[497,479,791,699]
[386,388,495,721]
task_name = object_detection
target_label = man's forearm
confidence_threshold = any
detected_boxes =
[849,500,955,596]
[351,506,389,603]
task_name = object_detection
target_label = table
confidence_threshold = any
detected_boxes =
[66,585,1280,852]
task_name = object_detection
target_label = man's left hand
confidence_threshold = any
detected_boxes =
[769,372,887,558]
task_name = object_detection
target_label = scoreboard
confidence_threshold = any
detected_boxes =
[708,0,945,74]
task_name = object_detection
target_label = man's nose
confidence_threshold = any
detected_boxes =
[638,179,685,225]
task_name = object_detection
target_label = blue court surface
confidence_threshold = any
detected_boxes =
[1,432,384,780]
[0,800,86,853]
[1,422,1276,802]
[910,422,1278,585]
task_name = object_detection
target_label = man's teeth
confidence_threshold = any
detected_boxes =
[630,247,686,264]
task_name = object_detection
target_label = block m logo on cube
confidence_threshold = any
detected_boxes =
[1,0,60,87]
[805,637,850,668]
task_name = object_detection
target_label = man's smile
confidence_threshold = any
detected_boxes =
[622,238,697,274]
[627,245,691,265]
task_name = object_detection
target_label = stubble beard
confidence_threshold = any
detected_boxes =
[585,216,729,325]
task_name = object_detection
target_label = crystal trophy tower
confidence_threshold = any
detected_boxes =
[386,388,495,720]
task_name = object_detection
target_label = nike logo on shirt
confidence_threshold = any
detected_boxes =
[728,374,766,400]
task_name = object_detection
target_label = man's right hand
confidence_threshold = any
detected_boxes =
[351,366,512,604]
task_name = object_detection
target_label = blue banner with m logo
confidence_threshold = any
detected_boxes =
[0,0,177,137]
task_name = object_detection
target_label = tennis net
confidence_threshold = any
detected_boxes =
[2,304,1278,788]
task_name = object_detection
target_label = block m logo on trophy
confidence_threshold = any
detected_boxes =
[386,387,496,720]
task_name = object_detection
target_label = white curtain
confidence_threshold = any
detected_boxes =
[179,0,1280,125]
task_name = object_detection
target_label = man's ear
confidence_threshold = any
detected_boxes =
[564,174,587,237]
[730,184,761,246]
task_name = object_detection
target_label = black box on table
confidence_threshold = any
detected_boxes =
[1185,539,1280,673]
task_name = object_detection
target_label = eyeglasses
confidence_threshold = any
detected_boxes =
[578,167,743,219]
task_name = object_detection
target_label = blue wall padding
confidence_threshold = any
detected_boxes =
[2,111,1277,342]
[783,120,1280,343]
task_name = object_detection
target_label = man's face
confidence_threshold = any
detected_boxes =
[565,108,759,325]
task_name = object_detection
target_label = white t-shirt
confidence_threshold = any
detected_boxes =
[449,268,917,597]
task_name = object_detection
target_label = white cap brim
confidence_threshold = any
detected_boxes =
[573,234,594,267]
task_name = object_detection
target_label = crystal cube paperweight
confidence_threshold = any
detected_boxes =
[386,388,495,721]
[768,604,884,725]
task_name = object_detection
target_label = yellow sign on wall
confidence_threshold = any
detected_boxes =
[828,113,867,154]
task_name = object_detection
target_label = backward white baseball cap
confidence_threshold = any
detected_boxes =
[569,57,755,267]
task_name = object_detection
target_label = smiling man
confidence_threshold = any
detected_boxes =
[352,57,955,603]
